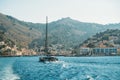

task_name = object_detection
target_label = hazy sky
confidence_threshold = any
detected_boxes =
[0,0,120,24]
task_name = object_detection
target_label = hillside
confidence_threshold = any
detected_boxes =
[29,17,105,49]
[0,13,120,55]
[0,30,37,56]
[0,30,15,56]
[0,13,41,48]
[80,29,120,48]
[29,17,120,50]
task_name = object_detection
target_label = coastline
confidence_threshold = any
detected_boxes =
[0,54,120,57]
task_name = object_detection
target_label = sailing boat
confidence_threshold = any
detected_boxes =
[39,16,58,62]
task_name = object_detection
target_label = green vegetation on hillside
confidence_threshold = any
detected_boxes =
[0,13,120,55]
[80,29,120,48]
[0,30,15,55]
[0,13,41,48]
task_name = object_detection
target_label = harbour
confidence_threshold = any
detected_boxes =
[0,56,120,80]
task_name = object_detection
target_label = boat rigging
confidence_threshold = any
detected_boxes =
[39,16,58,62]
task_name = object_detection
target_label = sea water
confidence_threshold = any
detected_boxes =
[0,56,120,80]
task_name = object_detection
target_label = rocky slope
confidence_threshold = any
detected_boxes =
[80,29,120,48]
[0,13,120,56]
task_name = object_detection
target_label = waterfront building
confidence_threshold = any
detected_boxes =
[92,47,117,55]
[80,48,91,55]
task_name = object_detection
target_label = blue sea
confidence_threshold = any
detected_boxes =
[0,56,120,80]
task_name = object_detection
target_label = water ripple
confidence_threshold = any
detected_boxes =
[0,56,120,80]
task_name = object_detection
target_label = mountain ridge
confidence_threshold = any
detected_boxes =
[0,13,41,48]
[0,13,120,52]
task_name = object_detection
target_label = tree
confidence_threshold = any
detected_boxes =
[87,43,95,48]
[102,34,109,40]
[4,49,12,55]
[0,45,6,49]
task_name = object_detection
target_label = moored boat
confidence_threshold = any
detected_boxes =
[39,16,58,62]
[39,56,58,62]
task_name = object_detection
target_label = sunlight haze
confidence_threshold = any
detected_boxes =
[0,0,120,24]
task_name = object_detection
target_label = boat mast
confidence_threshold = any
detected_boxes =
[39,16,58,62]
[45,16,48,55]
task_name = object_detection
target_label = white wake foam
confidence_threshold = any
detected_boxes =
[86,75,94,80]
[0,65,20,80]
